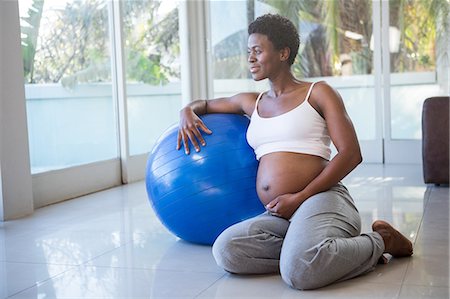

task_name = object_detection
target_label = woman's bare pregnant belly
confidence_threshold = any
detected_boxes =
[256,152,328,205]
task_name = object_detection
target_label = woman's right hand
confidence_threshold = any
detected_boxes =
[176,107,212,155]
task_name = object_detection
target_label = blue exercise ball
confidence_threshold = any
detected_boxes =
[146,113,265,245]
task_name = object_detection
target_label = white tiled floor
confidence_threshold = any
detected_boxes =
[1,164,449,298]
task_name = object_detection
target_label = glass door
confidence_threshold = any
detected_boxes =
[18,0,183,206]
[19,0,118,173]
[121,0,182,181]
[383,0,449,163]
[18,0,121,207]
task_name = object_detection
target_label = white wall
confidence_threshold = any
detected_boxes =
[0,0,34,220]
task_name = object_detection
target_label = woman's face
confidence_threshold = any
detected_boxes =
[247,33,283,81]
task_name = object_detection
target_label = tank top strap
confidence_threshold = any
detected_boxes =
[253,91,266,115]
[304,82,317,102]
[256,91,265,103]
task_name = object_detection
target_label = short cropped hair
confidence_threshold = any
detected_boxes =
[248,14,300,65]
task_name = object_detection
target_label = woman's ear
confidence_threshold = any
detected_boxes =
[280,47,291,62]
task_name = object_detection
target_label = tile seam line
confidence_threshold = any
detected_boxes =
[6,243,128,298]
[6,265,77,298]
[193,273,227,299]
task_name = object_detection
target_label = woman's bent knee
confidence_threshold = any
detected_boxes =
[280,244,334,290]
[280,264,329,290]
[212,231,244,273]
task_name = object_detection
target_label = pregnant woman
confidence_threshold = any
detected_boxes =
[176,13,413,290]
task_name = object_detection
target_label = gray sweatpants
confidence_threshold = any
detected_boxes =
[212,183,385,290]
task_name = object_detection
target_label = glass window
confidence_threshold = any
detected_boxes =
[122,0,182,155]
[19,0,117,173]
[389,0,449,139]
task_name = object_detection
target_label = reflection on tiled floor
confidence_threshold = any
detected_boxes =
[1,164,448,298]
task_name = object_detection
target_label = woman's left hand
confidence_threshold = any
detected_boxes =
[265,193,303,219]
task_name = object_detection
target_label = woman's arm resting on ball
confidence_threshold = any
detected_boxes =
[266,82,362,219]
[177,92,258,154]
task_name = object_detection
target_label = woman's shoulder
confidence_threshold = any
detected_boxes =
[295,80,331,95]
[308,81,345,115]
[229,92,261,104]
[234,92,261,100]
[229,92,261,115]
[310,81,342,102]
[311,80,332,91]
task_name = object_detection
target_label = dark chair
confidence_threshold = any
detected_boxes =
[422,96,449,185]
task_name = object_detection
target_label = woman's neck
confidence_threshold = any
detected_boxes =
[268,72,301,97]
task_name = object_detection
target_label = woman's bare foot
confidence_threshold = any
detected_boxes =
[377,255,389,264]
[372,220,413,257]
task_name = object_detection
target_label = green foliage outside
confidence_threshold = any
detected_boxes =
[20,0,180,87]
[391,0,449,72]
[20,0,448,85]
[266,0,448,77]
[214,0,448,79]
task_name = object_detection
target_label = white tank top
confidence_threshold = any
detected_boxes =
[246,82,331,160]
